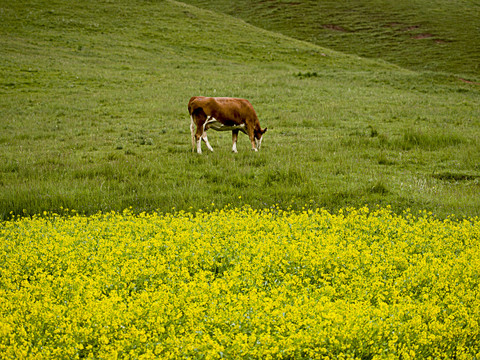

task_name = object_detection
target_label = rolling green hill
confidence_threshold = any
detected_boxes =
[181,0,480,78]
[1,0,479,219]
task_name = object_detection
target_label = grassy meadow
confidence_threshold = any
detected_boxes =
[1,0,479,219]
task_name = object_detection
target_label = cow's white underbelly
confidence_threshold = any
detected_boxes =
[204,117,247,134]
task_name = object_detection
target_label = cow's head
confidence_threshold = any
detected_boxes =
[254,127,267,150]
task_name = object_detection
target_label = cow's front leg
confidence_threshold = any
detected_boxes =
[232,130,239,153]
[202,132,214,152]
[247,128,258,152]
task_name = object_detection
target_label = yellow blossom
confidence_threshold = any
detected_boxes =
[0,206,479,358]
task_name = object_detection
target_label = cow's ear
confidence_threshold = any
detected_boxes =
[262,127,267,134]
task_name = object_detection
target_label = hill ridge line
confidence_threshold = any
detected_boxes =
[172,0,415,74]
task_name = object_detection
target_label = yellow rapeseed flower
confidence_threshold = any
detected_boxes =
[0,206,479,358]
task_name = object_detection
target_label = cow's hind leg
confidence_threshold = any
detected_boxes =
[195,127,203,154]
[192,110,208,154]
[202,132,214,152]
[232,130,239,153]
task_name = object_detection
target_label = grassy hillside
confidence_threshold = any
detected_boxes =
[1,0,479,219]
[181,0,480,78]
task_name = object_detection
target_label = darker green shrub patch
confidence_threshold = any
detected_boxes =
[433,172,479,182]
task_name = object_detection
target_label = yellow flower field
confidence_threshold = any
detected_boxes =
[1,206,479,359]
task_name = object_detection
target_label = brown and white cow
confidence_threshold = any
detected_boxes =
[188,96,267,154]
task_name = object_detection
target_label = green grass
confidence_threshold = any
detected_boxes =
[1,0,480,219]
[181,0,480,78]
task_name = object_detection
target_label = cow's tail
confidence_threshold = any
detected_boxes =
[190,114,196,152]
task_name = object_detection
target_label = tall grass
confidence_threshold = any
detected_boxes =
[398,128,467,150]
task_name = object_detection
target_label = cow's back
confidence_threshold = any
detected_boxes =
[213,98,258,125]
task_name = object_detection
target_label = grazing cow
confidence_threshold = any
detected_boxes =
[188,96,267,154]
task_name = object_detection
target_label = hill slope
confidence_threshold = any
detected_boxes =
[181,0,480,78]
[0,0,479,219]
